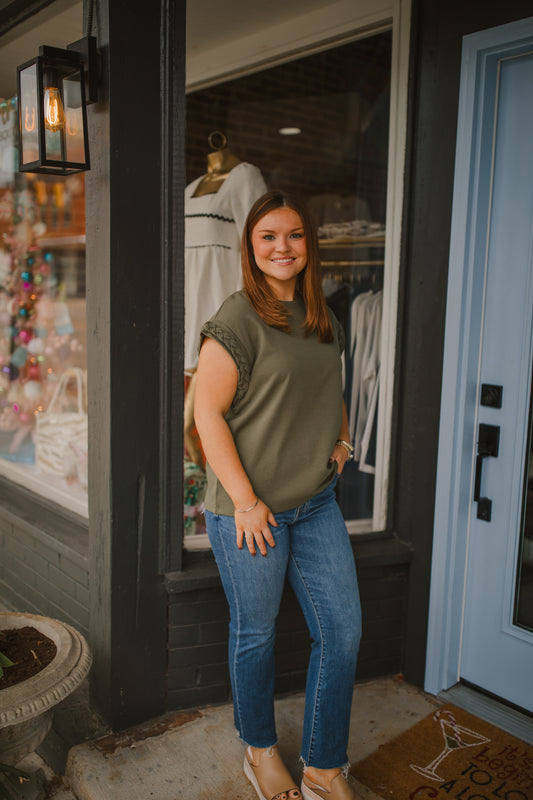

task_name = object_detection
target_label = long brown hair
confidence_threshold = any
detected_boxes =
[241,190,334,343]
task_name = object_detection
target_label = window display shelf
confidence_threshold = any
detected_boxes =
[0,457,88,518]
[319,235,385,248]
[184,532,210,550]
[319,234,385,269]
[37,235,86,248]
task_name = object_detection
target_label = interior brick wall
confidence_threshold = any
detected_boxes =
[186,31,392,225]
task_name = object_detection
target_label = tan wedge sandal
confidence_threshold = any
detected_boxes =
[301,766,356,800]
[243,745,302,800]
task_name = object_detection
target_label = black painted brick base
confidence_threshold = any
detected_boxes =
[0,503,89,636]
[166,537,411,711]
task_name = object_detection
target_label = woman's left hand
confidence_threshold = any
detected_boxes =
[331,402,352,475]
[329,443,350,475]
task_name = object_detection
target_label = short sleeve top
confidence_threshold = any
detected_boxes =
[200,291,345,515]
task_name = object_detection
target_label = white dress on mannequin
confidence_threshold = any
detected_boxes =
[184,162,267,372]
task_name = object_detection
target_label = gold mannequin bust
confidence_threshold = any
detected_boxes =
[192,131,241,197]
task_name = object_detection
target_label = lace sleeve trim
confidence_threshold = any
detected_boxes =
[201,321,251,404]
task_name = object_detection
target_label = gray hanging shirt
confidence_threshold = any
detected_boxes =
[200,290,345,515]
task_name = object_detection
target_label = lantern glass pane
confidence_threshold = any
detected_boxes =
[63,75,85,164]
[19,64,39,165]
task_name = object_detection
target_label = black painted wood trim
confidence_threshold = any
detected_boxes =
[165,536,413,594]
[0,0,55,36]
[86,0,186,730]
[159,0,186,574]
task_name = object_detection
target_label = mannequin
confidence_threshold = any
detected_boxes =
[192,131,242,197]
[184,132,267,466]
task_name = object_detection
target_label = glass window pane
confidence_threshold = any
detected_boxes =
[0,96,87,516]
[184,32,391,547]
[19,65,39,166]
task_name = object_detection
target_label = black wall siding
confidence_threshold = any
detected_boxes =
[397,0,533,686]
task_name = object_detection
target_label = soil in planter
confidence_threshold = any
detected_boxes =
[0,627,57,689]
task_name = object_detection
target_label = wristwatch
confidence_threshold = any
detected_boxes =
[336,439,354,459]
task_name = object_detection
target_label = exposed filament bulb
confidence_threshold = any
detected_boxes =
[43,87,65,132]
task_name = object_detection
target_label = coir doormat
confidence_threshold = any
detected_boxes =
[351,705,533,800]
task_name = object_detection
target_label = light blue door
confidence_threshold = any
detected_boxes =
[459,47,533,711]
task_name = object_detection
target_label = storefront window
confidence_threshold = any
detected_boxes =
[183,31,391,548]
[0,98,87,516]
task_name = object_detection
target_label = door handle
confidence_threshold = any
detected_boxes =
[473,423,500,521]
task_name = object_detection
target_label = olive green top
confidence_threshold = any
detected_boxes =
[200,290,345,515]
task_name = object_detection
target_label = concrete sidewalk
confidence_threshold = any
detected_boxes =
[57,676,440,800]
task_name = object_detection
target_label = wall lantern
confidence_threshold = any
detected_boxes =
[16,36,97,175]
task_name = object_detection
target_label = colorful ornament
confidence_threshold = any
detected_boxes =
[10,346,28,367]
[27,337,43,355]
[22,380,43,402]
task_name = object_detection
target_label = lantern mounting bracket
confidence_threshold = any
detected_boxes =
[67,36,98,104]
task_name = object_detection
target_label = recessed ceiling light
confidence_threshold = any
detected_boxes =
[278,127,301,136]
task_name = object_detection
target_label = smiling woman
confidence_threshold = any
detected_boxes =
[194,190,360,800]
[250,208,307,301]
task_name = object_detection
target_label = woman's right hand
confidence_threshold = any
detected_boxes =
[235,499,278,557]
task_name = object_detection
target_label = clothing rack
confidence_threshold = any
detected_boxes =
[319,234,384,267]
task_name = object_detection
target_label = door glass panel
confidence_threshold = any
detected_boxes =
[515,367,533,631]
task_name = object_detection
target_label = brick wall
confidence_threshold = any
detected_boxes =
[357,562,409,678]
[0,506,89,637]
[168,584,231,709]
[166,540,411,711]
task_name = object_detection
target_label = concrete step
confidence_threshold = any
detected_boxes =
[64,677,440,800]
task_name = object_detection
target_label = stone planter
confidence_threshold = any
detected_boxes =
[0,612,92,766]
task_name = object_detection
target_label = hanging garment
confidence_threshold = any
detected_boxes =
[348,291,374,439]
[348,290,382,474]
[184,162,266,372]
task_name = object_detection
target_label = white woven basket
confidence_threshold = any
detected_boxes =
[35,367,87,477]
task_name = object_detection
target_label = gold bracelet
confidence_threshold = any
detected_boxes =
[336,439,354,459]
[235,497,259,513]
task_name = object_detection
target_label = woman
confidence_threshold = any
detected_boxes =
[194,191,361,800]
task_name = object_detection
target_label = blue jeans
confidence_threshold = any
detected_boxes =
[205,480,361,769]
